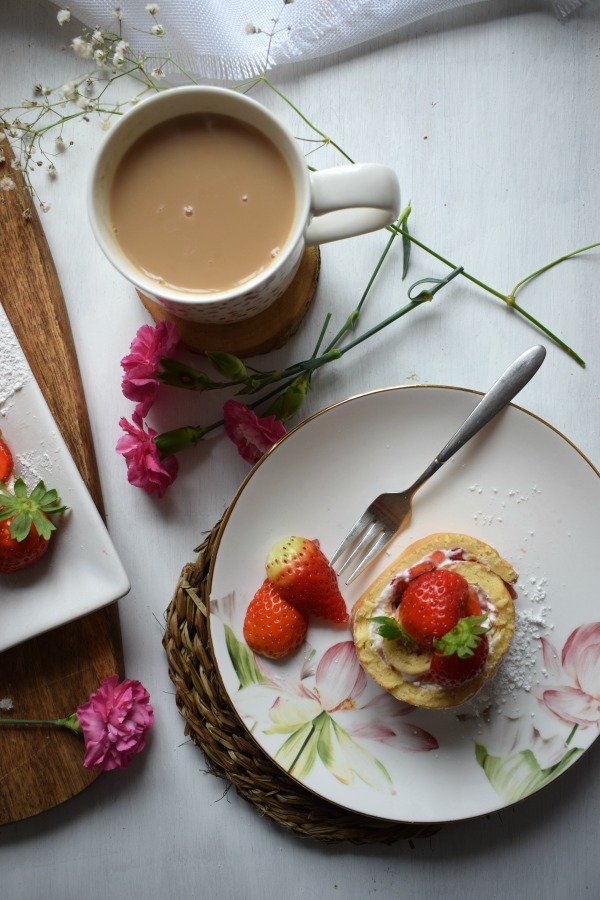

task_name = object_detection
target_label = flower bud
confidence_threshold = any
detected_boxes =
[206,351,248,381]
[266,373,310,421]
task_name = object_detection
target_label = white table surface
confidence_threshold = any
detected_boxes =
[2,1,600,898]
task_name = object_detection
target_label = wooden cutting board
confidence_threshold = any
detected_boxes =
[0,145,124,825]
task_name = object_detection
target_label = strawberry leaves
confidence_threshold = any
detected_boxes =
[368,615,416,646]
[0,478,67,541]
[369,611,490,675]
[433,615,490,659]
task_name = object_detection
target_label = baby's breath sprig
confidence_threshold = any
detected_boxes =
[0,5,182,211]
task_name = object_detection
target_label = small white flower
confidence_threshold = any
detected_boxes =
[91,29,104,46]
[0,175,16,192]
[151,67,165,80]
[76,96,94,111]
[115,39,129,54]
[39,201,52,213]
[22,207,33,220]
[94,48,107,64]
[47,163,57,179]
[57,8,71,26]
[61,81,78,100]
[55,136,67,152]
[71,36,94,59]
[114,6,123,21]
[151,24,165,36]
[130,96,141,106]
[99,118,112,131]
[245,23,257,35]
[145,3,160,13]
[112,52,126,68]
[0,698,14,711]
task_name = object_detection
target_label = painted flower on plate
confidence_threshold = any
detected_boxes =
[474,624,600,804]
[474,712,583,805]
[212,592,438,794]
[536,623,600,729]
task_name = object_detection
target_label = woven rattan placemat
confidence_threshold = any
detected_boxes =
[163,521,440,844]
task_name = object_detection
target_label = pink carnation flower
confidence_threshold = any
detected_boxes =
[116,412,178,498]
[223,399,286,465]
[121,320,179,417]
[76,675,154,771]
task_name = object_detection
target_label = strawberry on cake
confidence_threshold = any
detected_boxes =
[351,533,518,709]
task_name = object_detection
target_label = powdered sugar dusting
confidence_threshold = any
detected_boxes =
[0,306,31,416]
[0,306,58,486]
[469,482,544,528]
[456,566,552,723]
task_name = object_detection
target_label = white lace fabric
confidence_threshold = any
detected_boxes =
[55,0,586,81]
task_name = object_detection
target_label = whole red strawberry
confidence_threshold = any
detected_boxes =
[243,579,309,659]
[397,569,469,647]
[265,536,348,623]
[429,633,489,688]
[0,435,13,483]
[0,478,66,573]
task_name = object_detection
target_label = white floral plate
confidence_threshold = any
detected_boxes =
[208,385,600,823]
[0,308,130,652]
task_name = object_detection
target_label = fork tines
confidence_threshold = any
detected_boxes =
[330,513,393,584]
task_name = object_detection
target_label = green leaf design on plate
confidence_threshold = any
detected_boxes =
[264,697,322,735]
[275,719,322,780]
[475,741,585,804]
[326,717,394,791]
[224,624,268,689]
[275,711,394,792]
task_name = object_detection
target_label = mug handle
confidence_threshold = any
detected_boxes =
[304,163,400,246]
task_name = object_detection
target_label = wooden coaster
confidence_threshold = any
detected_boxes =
[138,246,320,357]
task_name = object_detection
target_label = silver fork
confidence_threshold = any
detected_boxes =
[331,345,546,584]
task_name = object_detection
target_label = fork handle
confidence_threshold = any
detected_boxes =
[409,345,546,491]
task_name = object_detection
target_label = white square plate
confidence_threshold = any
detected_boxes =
[0,307,129,652]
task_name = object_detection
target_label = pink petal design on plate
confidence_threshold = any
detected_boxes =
[360,692,415,718]
[352,720,438,753]
[541,686,600,728]
[315,641,367,711]
[540,636,564,680]
[562,623,600,697]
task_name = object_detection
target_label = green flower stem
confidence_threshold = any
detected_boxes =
[390,225,506,300]
[154,420,223,457]
[321,214,405,356]
[242,76,355,164]
[509,242,600,295]
[0,714,81,733]
[565,723,580,747]
[153,286,448,454]
[392,223,590,366]
[0,718,60,725]
[508,301,585,367]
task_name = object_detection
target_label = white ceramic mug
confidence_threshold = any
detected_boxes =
[88,86,400,324]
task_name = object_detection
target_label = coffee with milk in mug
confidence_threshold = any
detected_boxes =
[110,113,296,294]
